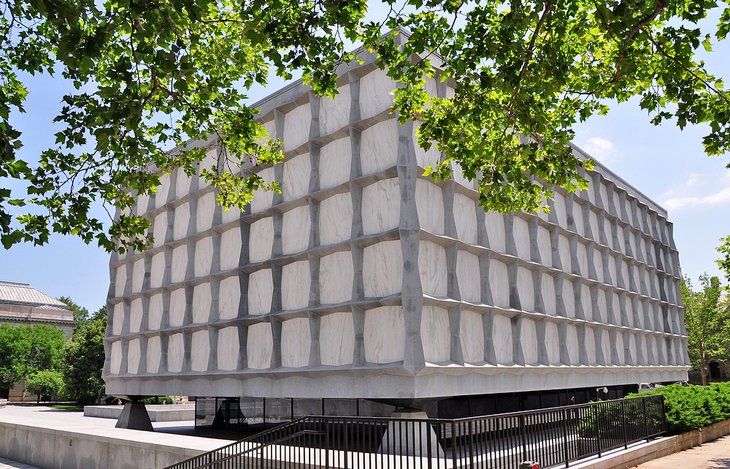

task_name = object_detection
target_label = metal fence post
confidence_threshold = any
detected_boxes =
[562,408,570,467]
[451,420,457,468]
[643,397,649,442]
[594,404,601,458]
[520,414,527,462]
[621,400,628,450]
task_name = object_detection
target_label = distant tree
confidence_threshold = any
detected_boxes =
[0,324,65,388]
[58,296,90,323]
[63,306,107,404]
[718,236,730,283]
[26,369,65,404]
[682,275,730,385]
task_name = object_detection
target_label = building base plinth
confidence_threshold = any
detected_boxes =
[115,402,153,431]
[379,409,444,457]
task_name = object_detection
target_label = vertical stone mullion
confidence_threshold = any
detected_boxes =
[449,306,463,365]
[483,311,496,365]
[308,313,321,367]
[535,319,548,365]
[237,324,248,370]
[512,316,525,365]
[207,327,219,372]
[270,318,282,369]
[352,305,365,366]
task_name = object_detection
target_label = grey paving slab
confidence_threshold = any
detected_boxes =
[634,435,730,468]
[0,457,40,469]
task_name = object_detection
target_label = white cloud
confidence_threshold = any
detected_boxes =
[663,186,730,210]
[581,137,618,164]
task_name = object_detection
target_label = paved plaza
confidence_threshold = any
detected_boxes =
[633,434,730,468]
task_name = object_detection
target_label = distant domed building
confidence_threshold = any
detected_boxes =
[0,281,74,401]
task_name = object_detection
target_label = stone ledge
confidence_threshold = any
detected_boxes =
[83,404,194,422]
[0,399,6,409]
[570,417,730,469]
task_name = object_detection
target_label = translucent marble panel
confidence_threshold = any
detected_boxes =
[220,227,242,270]
[250,167,275,213]
[192,283,212,323]
[521,319,538,364]
[320,312,355,366]
[545,322,560,364]
[221,205,241,224]
[363,240,403,297]
[489,260,510,308]
[191,330,210,372]
[281,318,311,368]
[217,326,240,371]
[146,336,161,373]
[553,193,568,228]
[594,249,604,283]
[174,203,190,240]
[413,122,441,169]
[460,310,484,363]
[457,250,481,303]
[319,138,352,190]
[167,333,184,372]
[573,202,585,236]
[537,226,552,266]
[132,259,145,293]
[585,327,597,364]
[419,241,447,297]
[112,303,125,335]
[319,193,353,245]
[359,68,397,119]
[608,255,617,286]
[541,274,556,315]
[283,153,311,201]
[115,265,127,297]
[579,284,592,320]
[361,119,399,175]
[517,267,535,312]
[453,193,478,244]
[566,325,579,364]
[596,289,607,323]
[603,220,613,250]
[484,212,506,253]
[513,217,530,260]
[614,333,625,364]
[247,323,273,369]
[110,341,122,374]
[319,251,354,304]
[248,269,273,315]
[148,294,163,330]
[282,205,311,254]
[152,212,167,247]
[576,242,588,276]
[219,276,240,320]
[562,280,576,318]
[196,149,218,189]
[196,192,216,233]
[588,210,599,243]
[249,217,273,263]
[362,178,400,235]
[171,245,188,283]
[320,84,350,136]
[558,235,571,273]
[415,180,444,235]
[194,237,214,277]
[283,102,311,151]
[150,252,165,288]
[601,330,611,364]
[492,314,513,364]
[282,261,311,310]
[364,306,405,364]
[169,288,186,327]
[421,306,450,363]
[136,193,150,216]
[129,298,143,333]
[155,174,171,208]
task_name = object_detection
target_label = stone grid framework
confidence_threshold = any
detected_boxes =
[103,56,689,400]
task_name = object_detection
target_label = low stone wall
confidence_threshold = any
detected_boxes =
[571,418,730,469]
[0,420,210,469]
[0,399,6,409]
[84,404,195,422]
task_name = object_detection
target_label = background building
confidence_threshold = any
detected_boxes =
[103,51,689,421]
[0,281,74,401]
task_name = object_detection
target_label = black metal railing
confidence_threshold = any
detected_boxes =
[166,394,665,469]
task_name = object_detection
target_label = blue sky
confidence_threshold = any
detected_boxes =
[0,28,728,310]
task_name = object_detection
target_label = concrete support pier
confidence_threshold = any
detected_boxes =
[115,402,153,431]
[379,409,444,457]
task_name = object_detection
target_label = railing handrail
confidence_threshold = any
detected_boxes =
[167,394,666,469]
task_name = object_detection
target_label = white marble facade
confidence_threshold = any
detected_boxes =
[104,58,689,400]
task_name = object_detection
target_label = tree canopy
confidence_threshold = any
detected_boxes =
[1,0,729,252]
[0,323,65,387]
[682,275,730,385]
[62,306,107,403]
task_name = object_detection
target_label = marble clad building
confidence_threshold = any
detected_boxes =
[103,45,689,409]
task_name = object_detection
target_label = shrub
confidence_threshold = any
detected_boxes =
[140,396,174,405]
[627,383,730,435]
[26,370,65,403]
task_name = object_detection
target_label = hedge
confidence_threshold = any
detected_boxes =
[627,383,730,435]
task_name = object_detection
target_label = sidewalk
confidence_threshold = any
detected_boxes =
[0,457,39,469]
[634,435,730,468]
